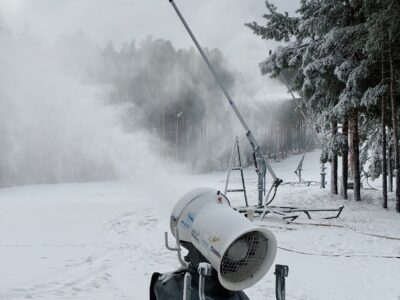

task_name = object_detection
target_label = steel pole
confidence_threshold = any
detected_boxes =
[168,0,281,206]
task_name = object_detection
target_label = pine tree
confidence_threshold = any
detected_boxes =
[247,0,364,198]
[382,56,388,209]
[248,0,400,207]
[389,44,400,212]
[363,0,400,211]
[331,120,338,195]
[342,116,349,199]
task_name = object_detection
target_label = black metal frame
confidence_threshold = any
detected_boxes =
[235,205,344,222]
[281,180,320,187]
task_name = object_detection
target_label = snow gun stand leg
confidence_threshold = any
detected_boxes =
[150,262,290,300]
[235,205,344,222]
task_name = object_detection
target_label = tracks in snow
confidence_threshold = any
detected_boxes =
[0,208,171,300]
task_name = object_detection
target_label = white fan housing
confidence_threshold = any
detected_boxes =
[170,188,277,291]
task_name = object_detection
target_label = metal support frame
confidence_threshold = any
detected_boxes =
[280,76,327,189]
[165,228,188,268]
[281,180,320,187]
[295,153,305,183]
[198,263,212,300]
[281,146,320,187]
[235,205,344,222]
[169,0,282,208]
[183,273,192,300]
[225,136,249,207]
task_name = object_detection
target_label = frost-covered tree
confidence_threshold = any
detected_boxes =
[247,0,367,200]
[362,0,400,211]
[248,0,400,210]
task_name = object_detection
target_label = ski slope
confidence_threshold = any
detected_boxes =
[1,150,400,300]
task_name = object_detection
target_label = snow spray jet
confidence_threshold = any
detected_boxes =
[168,0,282,207]
[0,29,168,186]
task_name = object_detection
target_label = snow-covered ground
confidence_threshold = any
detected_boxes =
[1,150,400,300]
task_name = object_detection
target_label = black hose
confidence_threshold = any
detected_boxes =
[265,185,278,207]
[275,265,289,300]
[275,276,285,300]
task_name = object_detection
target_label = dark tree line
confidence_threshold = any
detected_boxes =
[95,37,314,172]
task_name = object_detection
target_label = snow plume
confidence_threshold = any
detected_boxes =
[0,31,166,186]
[0,0,293,185]
[95,38,283,171]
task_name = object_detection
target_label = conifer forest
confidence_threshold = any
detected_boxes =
[247,0,400,211]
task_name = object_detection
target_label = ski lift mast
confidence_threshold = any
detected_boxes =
[168,0,282,207]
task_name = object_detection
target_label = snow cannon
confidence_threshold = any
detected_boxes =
[170,188,277,292]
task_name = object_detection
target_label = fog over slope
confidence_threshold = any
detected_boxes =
[0,0,298,186]
[0,30,162,186]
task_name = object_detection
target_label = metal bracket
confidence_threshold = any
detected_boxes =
[164,228,189,268]
[198,262,212,300]
[183,272,192,300]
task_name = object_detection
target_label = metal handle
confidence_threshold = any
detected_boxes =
[198,263,212,300]
[164,229,189,268]
[183,272,192,300]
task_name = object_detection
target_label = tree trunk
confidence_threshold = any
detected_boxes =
[389,46,400,212]
[331,120,338,195]
[348,117,355,180]
[388,145,393,192]
[342,117,349,200]
[352,110,361,201]
[382,56,388,209]
[382,95,388,208]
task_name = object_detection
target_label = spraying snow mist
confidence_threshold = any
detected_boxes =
[0,29,162,186]
[0,0,293,186]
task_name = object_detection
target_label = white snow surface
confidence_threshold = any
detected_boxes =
[1,150,400,300]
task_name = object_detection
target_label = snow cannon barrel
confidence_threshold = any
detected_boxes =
[170,188,277,291]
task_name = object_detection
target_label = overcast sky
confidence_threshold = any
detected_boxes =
[0,0,299,77]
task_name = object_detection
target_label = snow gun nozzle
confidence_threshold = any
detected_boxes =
[274,178,283,187]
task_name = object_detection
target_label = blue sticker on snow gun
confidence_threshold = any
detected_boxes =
[187,212,196,222]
